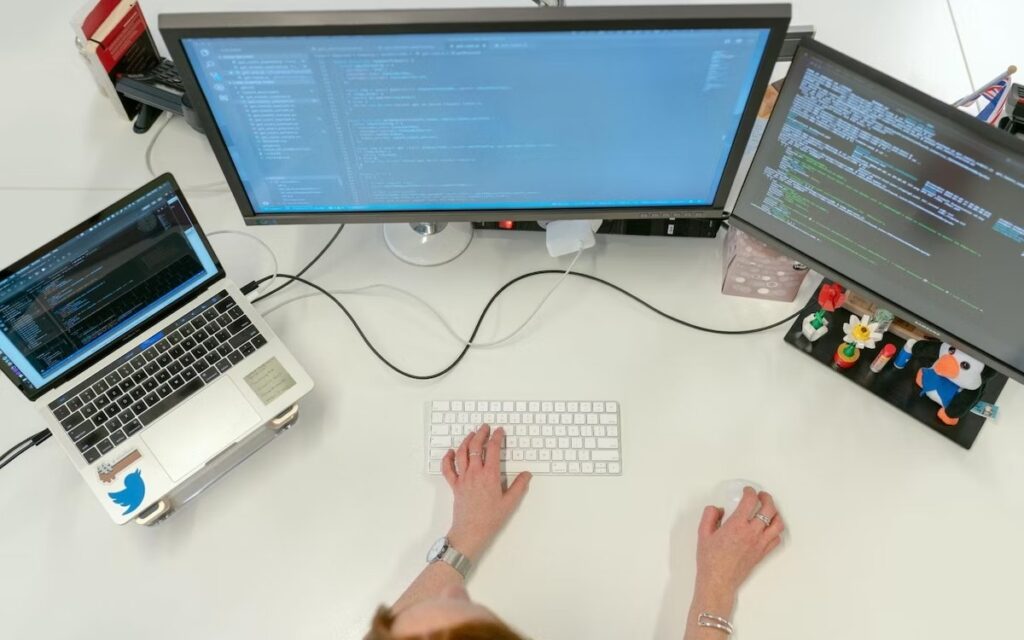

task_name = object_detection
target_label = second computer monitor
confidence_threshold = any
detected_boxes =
[730,40,1024,383]
[160,5,790,225]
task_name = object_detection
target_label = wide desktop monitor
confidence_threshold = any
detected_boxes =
[160,5,790,226]
[730,40,1024,384]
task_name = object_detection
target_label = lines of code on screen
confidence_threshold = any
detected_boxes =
[183,29,769,213]
[734,50,1024,372]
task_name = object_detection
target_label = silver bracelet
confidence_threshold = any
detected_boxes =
[698,612,734,635]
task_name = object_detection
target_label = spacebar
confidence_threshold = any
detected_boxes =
[139,378,205,425]
[500,462,552,474]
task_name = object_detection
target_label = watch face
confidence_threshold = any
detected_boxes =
[427,537,448,563]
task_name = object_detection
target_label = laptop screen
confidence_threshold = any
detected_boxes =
[0,177,220,397]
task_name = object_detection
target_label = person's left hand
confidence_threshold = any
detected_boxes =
[441,424,532,562]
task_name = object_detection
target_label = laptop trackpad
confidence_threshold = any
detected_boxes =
[142,377,260,482]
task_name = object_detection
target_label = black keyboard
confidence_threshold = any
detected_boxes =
[48,291,268,465]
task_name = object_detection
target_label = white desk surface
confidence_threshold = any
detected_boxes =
[1,2,1021,639]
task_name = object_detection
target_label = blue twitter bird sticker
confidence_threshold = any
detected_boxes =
[108,469,146,516]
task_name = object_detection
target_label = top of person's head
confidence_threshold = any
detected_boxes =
[365,606,527,640]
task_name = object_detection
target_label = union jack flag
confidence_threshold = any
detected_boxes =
[976,78,1010,125]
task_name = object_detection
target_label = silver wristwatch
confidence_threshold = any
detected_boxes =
[427,536,473,579]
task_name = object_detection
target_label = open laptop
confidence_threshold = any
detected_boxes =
[0,174,313,524]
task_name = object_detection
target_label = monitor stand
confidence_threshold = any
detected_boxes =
[383,222,473,266]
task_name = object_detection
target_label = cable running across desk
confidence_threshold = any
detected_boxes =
[248,271,801,381]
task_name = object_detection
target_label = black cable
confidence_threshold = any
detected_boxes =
[252,224,344,303]
[0,429,51,471]
[0,266,800,465]
[252,270,801,380]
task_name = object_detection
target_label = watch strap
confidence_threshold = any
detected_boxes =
[439,543,473,578]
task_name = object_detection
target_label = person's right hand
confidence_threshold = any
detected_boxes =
[694,487,784,603]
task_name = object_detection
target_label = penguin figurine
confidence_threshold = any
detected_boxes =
[914,342,997,426]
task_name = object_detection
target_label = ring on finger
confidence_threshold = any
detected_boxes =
[754,512,773,527]
[468,451,483,458]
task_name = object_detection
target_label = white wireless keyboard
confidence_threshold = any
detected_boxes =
[426,400,622,476]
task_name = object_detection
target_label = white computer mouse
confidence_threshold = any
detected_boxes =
[712,478,763,520]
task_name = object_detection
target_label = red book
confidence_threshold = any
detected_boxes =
[73,0,159,118]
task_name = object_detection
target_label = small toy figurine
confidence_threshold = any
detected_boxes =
[833,342,860,368]
[802,283,846,342]
[842,313,883,350]
[915,342,998,426]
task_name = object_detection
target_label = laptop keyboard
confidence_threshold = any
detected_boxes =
[47,291,268,465]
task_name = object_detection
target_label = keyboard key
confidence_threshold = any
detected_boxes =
[106,417,121,431]
[201,366,220,383]
[169,375,185,390]
[117,396,132,410]
[230,326,260,349]
[500,461,551,474]
[168,332,183,345]
[193,346,208,359]
[76,428,107,452]
[203,308,218,321]
[168,361,183,375]
[93,380,109,394]
[143,348,159,363]
[132,401,148,415]
[144,362,160,375]
[67,397,83,412]
[92,410,108,425]
[239,342,256,357]
[107,386,123,400]
[124,420,142,436]
[194,359,209,372]
[144,393,159,406]
[143,379,158,392]
[229,306,244,320]
[206,353,220,366]
[139,377,205,426]
[82,402,99,417]
[68,420,95,442]
[131,370,147,384]
[192,316,208,330]
[216,359,231,373]
[117,363,134,378]
[104,405,120,419]
[227,316,252,335]
[608,462,621,474]
[217,344,233,358]
[118,410,133,424]
[215,298,236,314]
[157,384,172,398]
[130,355,146,369]
[194,328,209,342]
[169,346,184,359]
[109,429,126,446]
[155,370,170,383]
[119,379,135,393]
[80,388,96,403]
[60,411,83,429]
[130,387,146,401]
[156,339,171,353]
[96,438,114,455]
[83,448,101,464]
[181,353,196,367]
[181,324,196,337]
[157,354,172,367]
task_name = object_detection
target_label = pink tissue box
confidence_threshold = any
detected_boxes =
[722,226,809,302]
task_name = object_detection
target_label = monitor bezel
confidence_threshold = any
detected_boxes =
[159,4,791,226]
[0,174,225,401]
[729,38,1024,385]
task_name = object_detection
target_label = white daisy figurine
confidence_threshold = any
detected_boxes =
[842,314,883,350]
